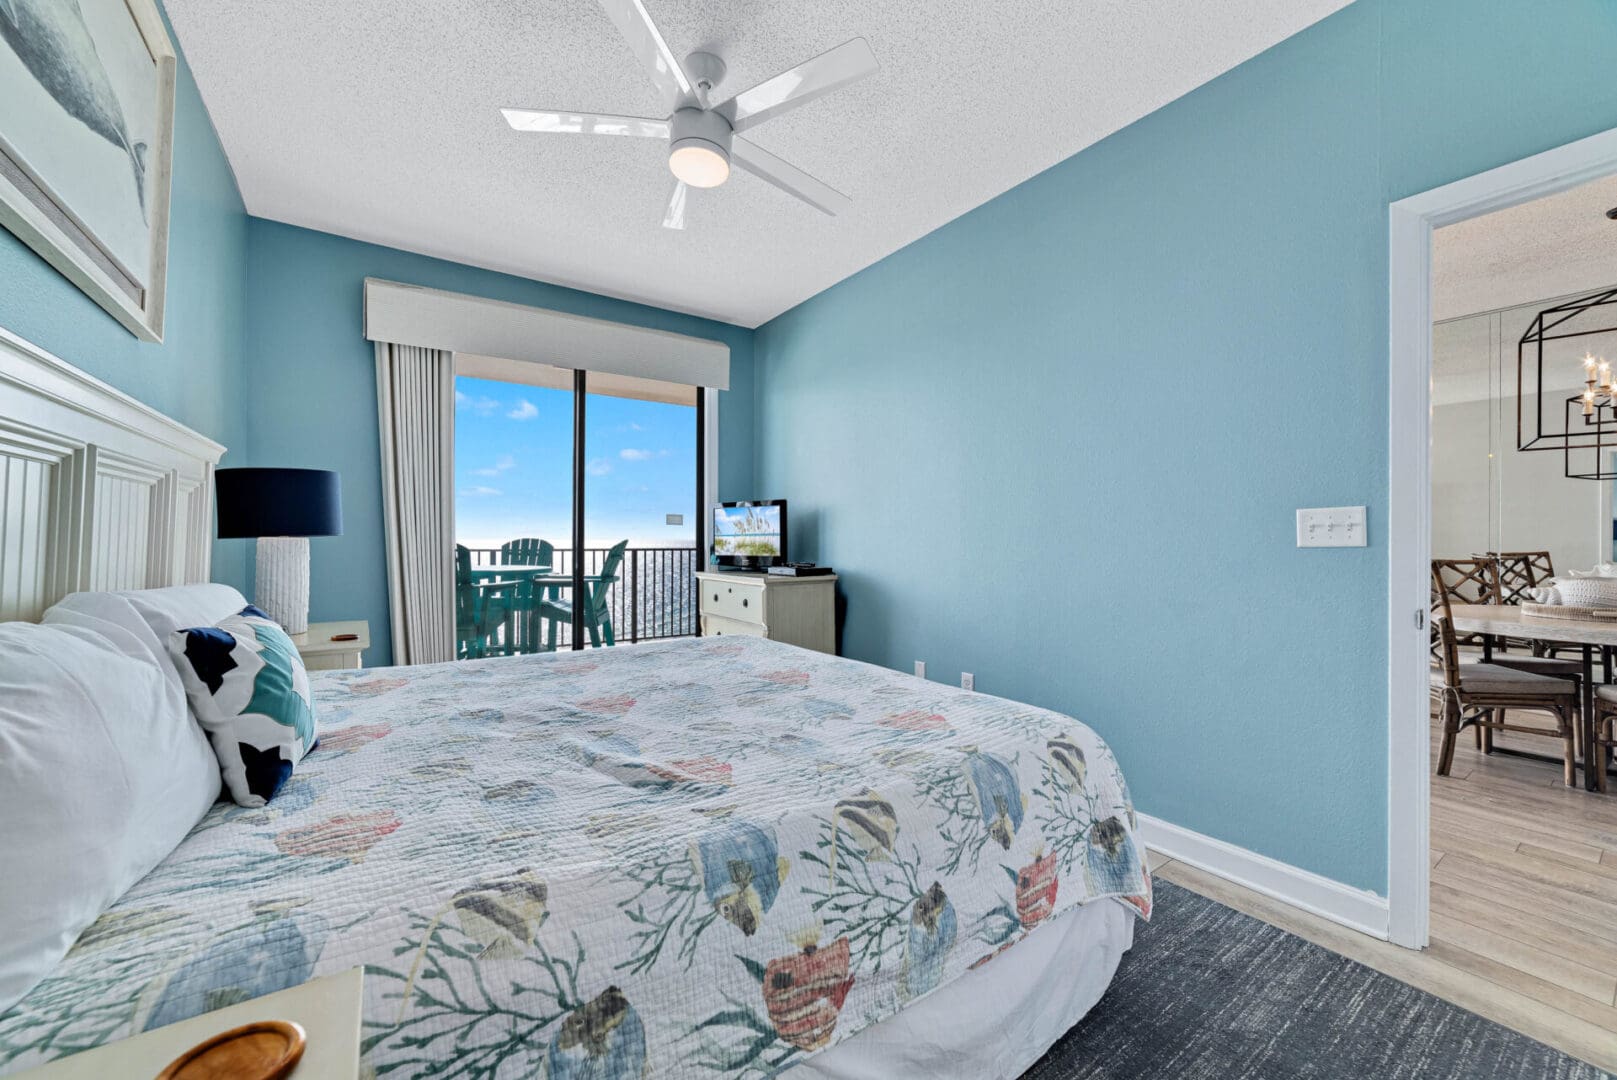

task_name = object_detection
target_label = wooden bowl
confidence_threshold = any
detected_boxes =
[156,1019,306,1080]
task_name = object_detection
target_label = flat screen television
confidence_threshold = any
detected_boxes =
[712,500,787,569]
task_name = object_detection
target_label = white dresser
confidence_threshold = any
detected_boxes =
[696,570,837,654]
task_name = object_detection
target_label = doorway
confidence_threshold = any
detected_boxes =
[452,352,705,655]
[1388,126,1617,952]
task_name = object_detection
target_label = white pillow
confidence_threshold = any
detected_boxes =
[43,593,223,807]
[0,620,220,1014]
[49,585,250,705]
[45,591,186,693]
[120,583,251,644]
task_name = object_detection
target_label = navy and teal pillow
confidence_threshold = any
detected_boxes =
[167,606,318,807]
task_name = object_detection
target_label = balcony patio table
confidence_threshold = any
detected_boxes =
[469,568,615,653]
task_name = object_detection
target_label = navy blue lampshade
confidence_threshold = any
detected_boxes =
[215,468,343,539]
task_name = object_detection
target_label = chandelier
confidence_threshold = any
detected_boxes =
[1516,287,1617,480]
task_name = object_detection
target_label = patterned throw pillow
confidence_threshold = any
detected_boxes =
[168,605,318,807]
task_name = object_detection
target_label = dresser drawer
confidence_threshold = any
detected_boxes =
[702,614,767,638]
[701,578,765,623]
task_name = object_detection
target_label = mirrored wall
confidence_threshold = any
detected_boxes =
[1431,292,1617,576]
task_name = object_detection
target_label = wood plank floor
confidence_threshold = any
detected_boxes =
[1142,712,1617,1073]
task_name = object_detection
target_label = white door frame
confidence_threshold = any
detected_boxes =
[1387,126,1617,949]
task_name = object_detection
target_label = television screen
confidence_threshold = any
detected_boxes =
[713,501,786,565]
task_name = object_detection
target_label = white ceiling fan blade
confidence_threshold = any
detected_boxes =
[501,109,670,138]
[717,38,878,133]
[596,0,691,106]
[731,138,851,217]
[662,179,689,230]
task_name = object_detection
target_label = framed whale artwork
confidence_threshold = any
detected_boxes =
[0,0,175,342]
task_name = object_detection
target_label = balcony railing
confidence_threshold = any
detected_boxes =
[463,545,701,651]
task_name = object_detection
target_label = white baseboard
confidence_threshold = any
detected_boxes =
[1139,814,1391,941]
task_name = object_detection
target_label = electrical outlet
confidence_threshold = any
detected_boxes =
[1296,506,1367,548]
[961,672,974,691]
[914,661,926,679]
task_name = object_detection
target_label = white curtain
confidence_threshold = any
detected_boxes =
[375,342,455,664]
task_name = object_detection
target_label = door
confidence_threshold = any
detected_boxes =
[452,355,702,655]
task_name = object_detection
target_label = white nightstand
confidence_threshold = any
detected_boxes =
[290,620,370,671]
[13,967,363,1079]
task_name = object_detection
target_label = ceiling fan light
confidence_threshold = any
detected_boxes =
[669,139,730,188]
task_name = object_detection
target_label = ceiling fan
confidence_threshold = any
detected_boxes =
[501,0,878,230]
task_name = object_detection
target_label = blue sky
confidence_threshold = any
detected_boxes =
[454,375,696,549]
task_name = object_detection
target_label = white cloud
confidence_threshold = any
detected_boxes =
[587,458,613,477]
[460,486,502,497]
[457,392,500,416]
[471,454,516,477]
[508,400,539,420]
[620,448,654,461]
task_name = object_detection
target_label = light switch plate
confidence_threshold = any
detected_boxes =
[1296,506,1367,547]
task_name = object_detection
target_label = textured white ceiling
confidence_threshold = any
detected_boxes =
[1433,174,1617,324]
[165,0,1351,328]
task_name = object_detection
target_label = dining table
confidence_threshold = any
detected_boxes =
[1449,603,1617,792]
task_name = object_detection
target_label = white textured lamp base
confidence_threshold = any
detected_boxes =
[256,536,310,635]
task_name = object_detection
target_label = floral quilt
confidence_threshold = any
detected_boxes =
[0,635,1149,1078]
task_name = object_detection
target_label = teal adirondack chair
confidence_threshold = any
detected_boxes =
[500,538,554,568]
[539,540,627,648]
[499,538,558,652]
[456,545,532,658]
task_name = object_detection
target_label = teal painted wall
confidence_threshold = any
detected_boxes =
[0,6,251,591]
[242,218,755,666]
[751,0,1617,893]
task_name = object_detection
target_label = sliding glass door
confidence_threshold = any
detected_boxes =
[453,361,575,658]
[582,372,700,646]
[452,355,700,656]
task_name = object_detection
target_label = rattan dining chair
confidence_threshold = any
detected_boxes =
[1482,550,1570,653]
[1431,557,1502,650]
[1431,616,1580,785]
[1589,687,1617,793]
[1432,557,1583,677]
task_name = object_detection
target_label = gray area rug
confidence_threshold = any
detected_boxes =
[1022,880,1612,1079]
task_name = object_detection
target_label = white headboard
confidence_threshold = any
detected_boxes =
[0,327,224,622]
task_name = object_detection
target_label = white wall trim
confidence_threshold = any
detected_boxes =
[1386,123,1617,950]
[1140,814,1390,940]
[363,278,730,390]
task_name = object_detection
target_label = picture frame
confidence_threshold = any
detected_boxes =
[0,0,176,343]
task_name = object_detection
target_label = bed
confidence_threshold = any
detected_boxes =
[0,327,1148,1078]
[0,634,1148,1077]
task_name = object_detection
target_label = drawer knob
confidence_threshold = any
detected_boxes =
[741,598,748,608]
[713,593,718,602]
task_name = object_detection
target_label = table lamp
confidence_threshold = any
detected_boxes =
[215,468,343,636]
